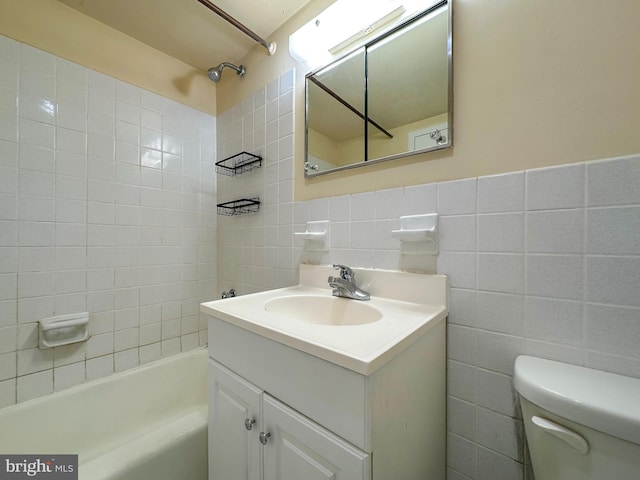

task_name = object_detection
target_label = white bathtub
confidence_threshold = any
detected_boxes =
[0,348,208,480]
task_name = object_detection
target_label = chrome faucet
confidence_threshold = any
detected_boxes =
[328,264,370,301]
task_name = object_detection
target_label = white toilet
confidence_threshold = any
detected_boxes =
[514,356,640,480]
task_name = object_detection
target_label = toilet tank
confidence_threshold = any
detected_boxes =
[514,356,640,480]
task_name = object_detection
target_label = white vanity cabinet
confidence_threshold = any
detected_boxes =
[208,359,261,480]
[203,265,448,480]
[206,313,446,480]
[209,359,370,480]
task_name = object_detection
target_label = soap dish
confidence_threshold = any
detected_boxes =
[39,312,90,349]
[391,213,438,254]
[294,220,330,251]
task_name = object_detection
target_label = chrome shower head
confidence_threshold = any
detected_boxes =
[207,62,246,83]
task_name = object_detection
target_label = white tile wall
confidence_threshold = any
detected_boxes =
[0,35,216,407]
[217,76,639,480]
[440,153,640,480]
[215,71,299,293]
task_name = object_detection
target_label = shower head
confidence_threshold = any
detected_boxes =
[207,62,246,83]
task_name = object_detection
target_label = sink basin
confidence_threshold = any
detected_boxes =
[201,264,448,374]
[264,295,383,326]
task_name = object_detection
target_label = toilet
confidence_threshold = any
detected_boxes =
[514,356,640,480]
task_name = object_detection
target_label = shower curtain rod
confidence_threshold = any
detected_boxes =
[196,0,277,55]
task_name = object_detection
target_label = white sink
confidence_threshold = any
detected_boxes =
[201,265,447,374]
[264,295,383,326]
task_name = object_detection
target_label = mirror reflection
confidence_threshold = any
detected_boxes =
[305,0,451,176]
[307,48,366,172]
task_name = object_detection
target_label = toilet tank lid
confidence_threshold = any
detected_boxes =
[514,356,640,446]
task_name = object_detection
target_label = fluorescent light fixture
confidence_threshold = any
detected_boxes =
[290,0,402,68]
[328,6,406,55]
[289,0,438,69]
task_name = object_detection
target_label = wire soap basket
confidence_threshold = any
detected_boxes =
[215,151,262,176]
[216,198,261,216]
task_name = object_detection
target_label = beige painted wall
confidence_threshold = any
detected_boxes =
[0,0,216,115]
[217,0,640,201]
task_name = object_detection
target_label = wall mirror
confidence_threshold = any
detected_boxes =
[304,0,452,177]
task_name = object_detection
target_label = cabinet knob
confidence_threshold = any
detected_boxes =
[244,418,256,431]
[259,431,271,445]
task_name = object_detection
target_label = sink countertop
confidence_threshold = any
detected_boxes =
[201,265,448,375]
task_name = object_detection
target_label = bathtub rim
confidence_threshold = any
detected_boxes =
[0,346,208,414]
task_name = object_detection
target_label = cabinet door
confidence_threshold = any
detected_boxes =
[262,394,370,480]
[209,359,262,480]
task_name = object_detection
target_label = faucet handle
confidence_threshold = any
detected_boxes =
[332,264,354,281]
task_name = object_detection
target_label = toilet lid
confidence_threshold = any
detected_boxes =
[514,355,640,446]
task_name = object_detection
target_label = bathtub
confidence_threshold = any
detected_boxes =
[0,348,208,480]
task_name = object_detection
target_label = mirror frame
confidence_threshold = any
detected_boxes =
[304,0,453,177]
